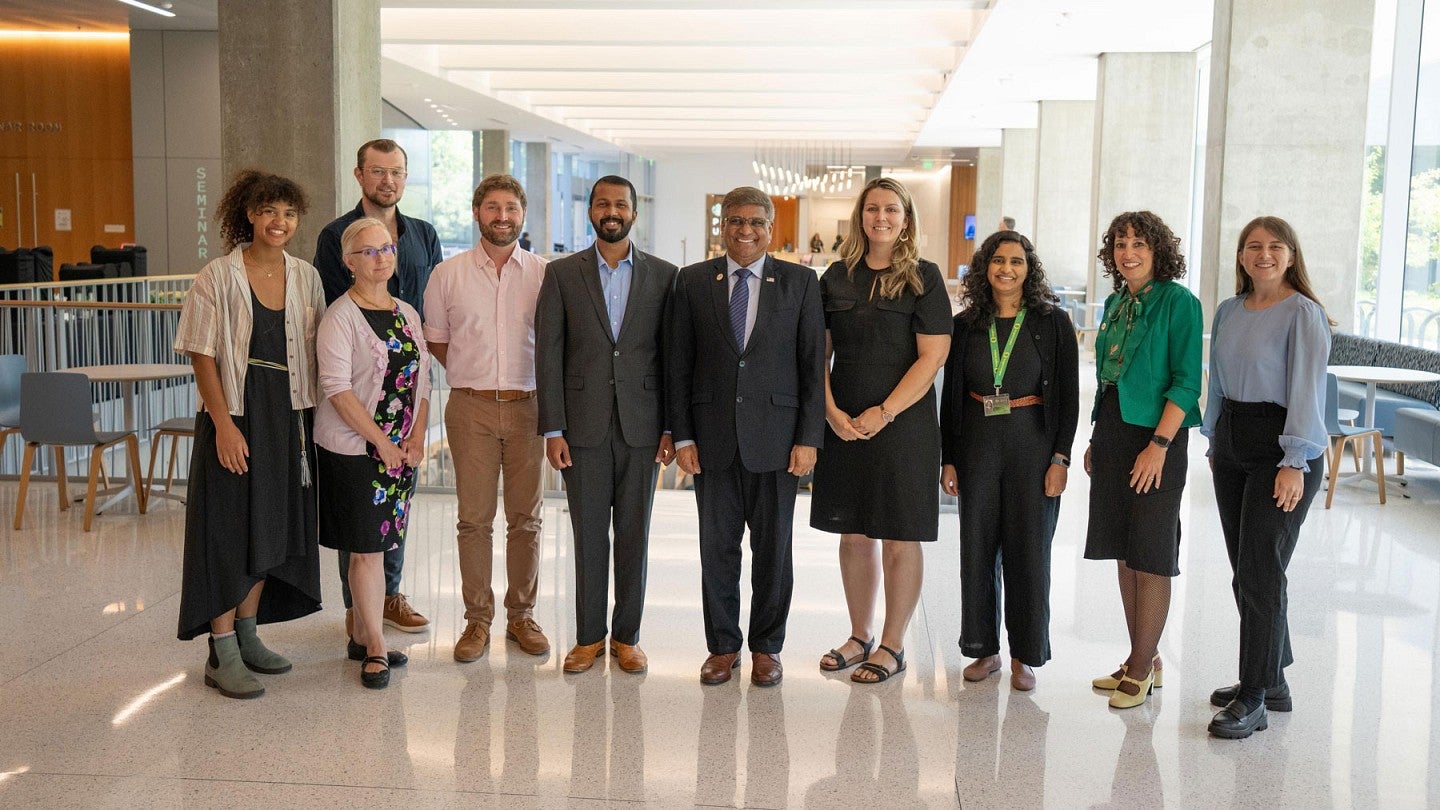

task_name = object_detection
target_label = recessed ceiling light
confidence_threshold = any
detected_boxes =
[116,0,175,16]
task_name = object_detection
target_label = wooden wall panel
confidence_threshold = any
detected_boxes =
[0,34,134,271]
[948,163,978,280]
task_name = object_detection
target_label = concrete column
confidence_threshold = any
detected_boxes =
[1033,101,1096,289]
[999,128,1037,237]
[1089,52,1197,300]
[1200,0,1374,327]
[524,141,550,253]
[481,129,510,178]
[974,146,1003,241]
[218,0,379,262]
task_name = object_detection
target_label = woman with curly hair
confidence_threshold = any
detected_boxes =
[173,169,325,700]
[1084,211,1203,709]
[939,230,1079,690]
[811,177,952,684]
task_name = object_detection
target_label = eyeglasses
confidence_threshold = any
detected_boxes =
[724,216,770,230]
[348,243,397,259]
[363,167,407,181]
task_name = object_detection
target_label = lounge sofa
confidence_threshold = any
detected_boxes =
[1329,333,1440,434]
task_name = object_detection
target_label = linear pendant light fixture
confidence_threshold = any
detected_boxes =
[115,0,176,18]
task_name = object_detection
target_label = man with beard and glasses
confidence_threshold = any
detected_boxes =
[314,138,442,644]
[423,174,551,663]
[535,176,678,674]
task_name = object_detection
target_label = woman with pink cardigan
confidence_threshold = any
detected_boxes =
[314,217,431,689]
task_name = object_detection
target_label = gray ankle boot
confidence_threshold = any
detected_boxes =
[234,616,293,674]
[206,635,265,699]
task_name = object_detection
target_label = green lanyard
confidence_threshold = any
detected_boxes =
[988,309,1027,395]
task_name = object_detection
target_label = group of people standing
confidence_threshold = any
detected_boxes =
[172,145,1331,741]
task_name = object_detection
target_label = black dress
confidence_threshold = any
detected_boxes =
[810,259,952,541]
[176,289,321,641]
[318,306,422,554]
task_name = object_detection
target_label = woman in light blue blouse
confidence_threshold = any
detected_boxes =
[1202,216,1333,740]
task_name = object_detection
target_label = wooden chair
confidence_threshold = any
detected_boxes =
[13,372,146,531]
[145,415,196,500]
[1324,373,1385,509]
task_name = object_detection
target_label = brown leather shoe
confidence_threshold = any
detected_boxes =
[383,593,430,633]
[751,652,783,687]
[562,641,606,673]
[700,652,740,685]
[963,654,1002,682]
[609,641,648,673]
[453,621,490,662]
[1010,658,1036,691]
[506,617,551,655]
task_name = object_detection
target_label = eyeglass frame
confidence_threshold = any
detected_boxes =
[362,167,408,181]
[346,243,398,259]
[723,216,771,230]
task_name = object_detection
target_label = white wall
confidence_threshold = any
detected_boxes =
[885,167,952,275]
[650,150,754,267]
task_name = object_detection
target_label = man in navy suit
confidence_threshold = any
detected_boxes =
[668,185,826,686]
[536,175,677,675]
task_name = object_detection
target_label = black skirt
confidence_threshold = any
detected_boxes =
[1083,387,1187,576]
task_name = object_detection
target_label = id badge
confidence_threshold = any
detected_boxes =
[982,394,1011,416]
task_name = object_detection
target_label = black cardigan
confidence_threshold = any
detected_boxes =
[939,305,1080,467]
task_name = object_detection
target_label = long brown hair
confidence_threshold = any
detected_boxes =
[1234,215,1336,326]
[839,177,922,299]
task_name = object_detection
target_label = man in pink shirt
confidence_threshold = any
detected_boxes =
[423,174,551,662]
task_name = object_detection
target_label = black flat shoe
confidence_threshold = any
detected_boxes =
[348,637,408,667]
[360,656,390,689]
[1210,681,1291,712]
[1208,699,1268,739]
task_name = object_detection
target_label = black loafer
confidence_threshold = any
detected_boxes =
[1210,681,1291,712]
[1208,699,1268,739]
[348,637,408,667]
[360,656,390,690]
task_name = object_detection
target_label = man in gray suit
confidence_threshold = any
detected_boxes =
[536,175,678,674]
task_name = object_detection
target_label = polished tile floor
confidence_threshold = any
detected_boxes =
[3,416,1440,807]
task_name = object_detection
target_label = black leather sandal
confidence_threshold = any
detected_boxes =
[360,655,391,689]
[852,644,907,683]
[820,635,874,672]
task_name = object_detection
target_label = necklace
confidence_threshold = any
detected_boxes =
[243,253,283,279]
[349,287,393,310]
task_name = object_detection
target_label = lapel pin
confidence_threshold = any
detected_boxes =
[715,273,723,281]
[765,276,775,283]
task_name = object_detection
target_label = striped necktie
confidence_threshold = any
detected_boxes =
[730,267,751,350]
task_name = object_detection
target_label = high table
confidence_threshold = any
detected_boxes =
[1326,364,1440,491]
[67,363,195,512]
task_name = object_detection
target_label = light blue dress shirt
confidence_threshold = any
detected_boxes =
[1201,292,1331,470]
[597,243,634,342]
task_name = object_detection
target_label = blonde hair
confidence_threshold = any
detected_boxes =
[839,177,922,299]
[340,217,389,255]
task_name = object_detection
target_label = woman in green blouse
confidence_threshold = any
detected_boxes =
[1083,211,1203,709]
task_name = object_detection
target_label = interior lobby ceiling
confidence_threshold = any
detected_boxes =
[5,0,1214,162]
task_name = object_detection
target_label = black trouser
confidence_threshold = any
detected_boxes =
[694,448,797,655]
[1210,399,1323,689]
[561,412,660,646]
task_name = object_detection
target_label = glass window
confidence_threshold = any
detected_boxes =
[1358,0,1399,337]
[1403,0,1440,347]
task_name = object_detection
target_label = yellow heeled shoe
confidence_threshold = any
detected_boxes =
[1108,667,1156,709]
[1092,656,1163,691]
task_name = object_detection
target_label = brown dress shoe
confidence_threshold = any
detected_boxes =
[1010,659,1036,691]
[454,621,490,662]
[751,652,783,687]
[563,641,606,673]
[700,652,740,684]
[383,593,430,633]
[609,641,648,673]
[506,617,551,655]
[963,654,1002,682]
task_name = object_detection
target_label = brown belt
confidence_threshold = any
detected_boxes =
[970,392,1044,408]
[458,388,535,402]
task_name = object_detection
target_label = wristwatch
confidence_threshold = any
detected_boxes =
[881,408,896,424]
[1150,434,1172,449]
[1050,454,1070,468]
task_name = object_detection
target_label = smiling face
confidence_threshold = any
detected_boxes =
[589,181,636,245]
[1238,225,1293,289]
[722,203,772,266]
[474,190,525,248]
[861,187,908,249]
[1111,225,1154,291]
[355,146,407,210]
[987,240,1028,300]
[247,201,300,249]
[343,224,396,288]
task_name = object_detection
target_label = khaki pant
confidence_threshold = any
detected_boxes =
[445,390,544,625]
